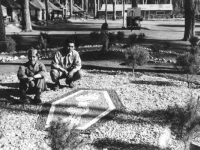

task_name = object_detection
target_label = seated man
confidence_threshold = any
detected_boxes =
[50,39,82,90]
[17,49,47,103]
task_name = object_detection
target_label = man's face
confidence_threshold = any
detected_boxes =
[65,43,74,53]
[28,55,38,65]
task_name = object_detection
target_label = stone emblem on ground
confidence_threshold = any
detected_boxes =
[36,89,123,131]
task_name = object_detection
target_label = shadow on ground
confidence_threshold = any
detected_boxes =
[93,138,163,150]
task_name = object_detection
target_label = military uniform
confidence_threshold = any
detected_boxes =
[50,49,82,89]
[17,49,47,103]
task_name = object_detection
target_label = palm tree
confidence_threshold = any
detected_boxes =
[0,0,6,51]
[24,0,32,31]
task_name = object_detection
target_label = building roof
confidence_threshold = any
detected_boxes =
[99,4,173,11]
[30,0,45,10]
[1,0,21,9]
[73,4,85,12]
[50,0,64,8]
[47,1,62,11]
[1,5,7,16]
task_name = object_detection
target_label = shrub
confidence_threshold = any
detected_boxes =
[116,31,125,41]
[108,32,116,47]
[128,33,138,47]
[6,36,16,53]
[189,36,200,47]
[137,33,146,44]
[11,33,22,52]
[70,33,81,49]
[162,41,171,50]
[125,45,149,78]
[150,43,161,55]
[175,53,200,87]
[89,31,101,41]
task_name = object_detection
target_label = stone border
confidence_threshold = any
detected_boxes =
[35,88,125,132]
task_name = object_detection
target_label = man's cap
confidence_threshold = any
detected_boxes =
[28,49,38,57]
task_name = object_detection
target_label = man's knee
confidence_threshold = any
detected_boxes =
[35,78,46,91]
[73,70,83,81]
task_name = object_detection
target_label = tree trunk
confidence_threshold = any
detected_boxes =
[24,0,32,31]
[105,0,107,23]
[183,0,195,41]
[82,0,84,9]
[97,0,99,11]
[0,0,6,52]
[132,0,138,7]
[45,0,49,24]
[94,0,97,18]
[113,0,116,20]
[70,0,73,17]
[85,0,88,13]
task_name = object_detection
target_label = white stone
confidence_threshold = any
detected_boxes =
[19,55,26,59]
[159,127,171,149]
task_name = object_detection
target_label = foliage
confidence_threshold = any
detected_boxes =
[137,33,146,44]
[175,52,200,87]
[190,46,200,55]
[89,31,101,41]
[150,43,161,54]
[37,32,51,57]
[70,33,81,49]
[5,36,16,53]
[10,33,22,52]
[189,36,200,47]
[124,45,149,77]
[162,41,171,50]
[128,33,138,47]
[108,32,116,47]
[116,31,125,41]
[44,117,89,150]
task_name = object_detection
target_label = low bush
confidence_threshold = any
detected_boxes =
[137,33,146,44]
[10,33,22,52]
[6,36,16,53]
[124,45,149,78]
[128,33,138,47]
[175,53,200,87]
[89,31,100,40]
[189,36,200,47]
[116,31,125,41]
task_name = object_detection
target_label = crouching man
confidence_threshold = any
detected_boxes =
[17,49,47,104]
[50,39,82,90]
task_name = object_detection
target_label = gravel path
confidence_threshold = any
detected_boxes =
[0,70,200,150]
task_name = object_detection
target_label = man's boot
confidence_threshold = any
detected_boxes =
[53,81,60,91]
[34,89,42,104]
[66,79,75,88]
[20,90,29,103]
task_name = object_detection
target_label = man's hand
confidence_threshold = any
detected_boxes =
[68,70,75,79]
[63,70,68,77]
[27,77,34,82]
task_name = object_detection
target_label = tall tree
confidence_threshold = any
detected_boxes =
[24,0,32,31]
[183,0,196,41]
[0,0,6,51]
[113,0,116,20]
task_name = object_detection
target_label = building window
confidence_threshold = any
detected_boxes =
[156,11,165,15]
